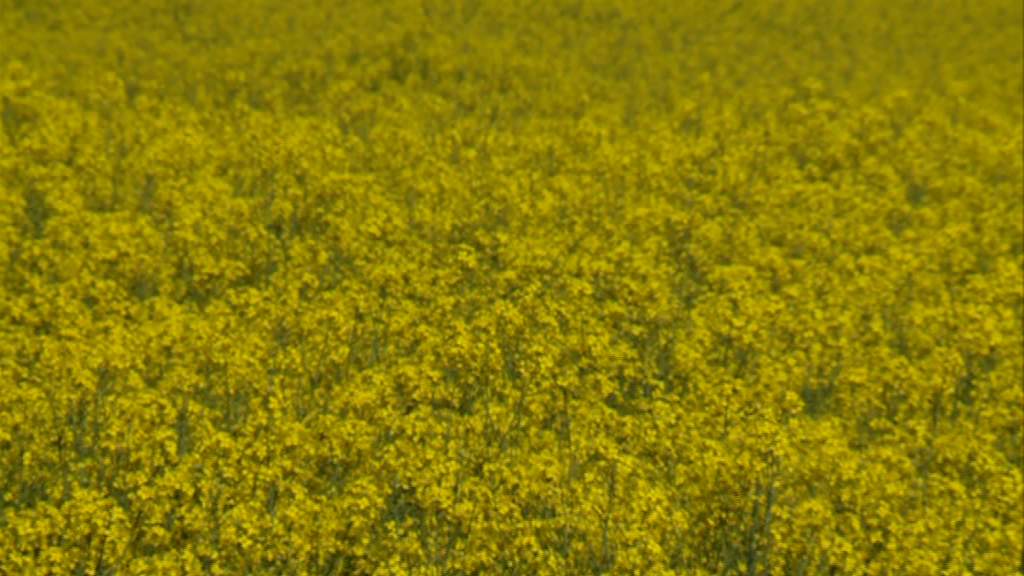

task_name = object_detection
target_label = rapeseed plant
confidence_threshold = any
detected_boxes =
[0,0,1021,574]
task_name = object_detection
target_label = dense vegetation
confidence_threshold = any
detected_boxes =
[1,0,1021,574]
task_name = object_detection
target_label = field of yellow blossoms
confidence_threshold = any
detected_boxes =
[1,0,1021,574]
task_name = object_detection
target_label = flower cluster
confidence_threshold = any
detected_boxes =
[1,0,1021,574]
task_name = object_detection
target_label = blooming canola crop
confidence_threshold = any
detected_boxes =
[0,0,1021,574]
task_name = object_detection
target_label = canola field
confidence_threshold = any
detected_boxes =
[1,0,1022,574]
